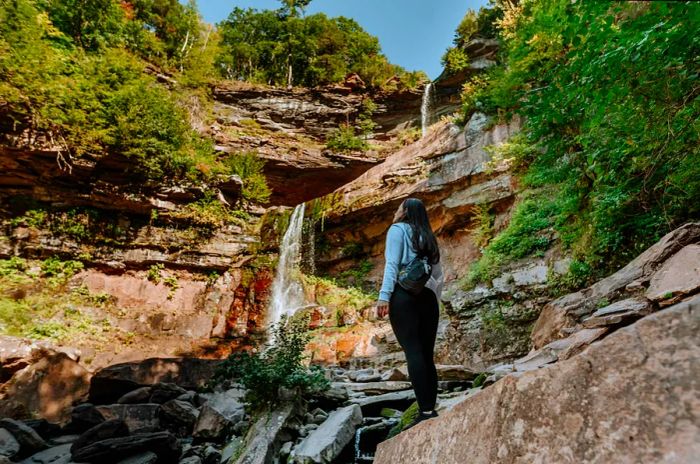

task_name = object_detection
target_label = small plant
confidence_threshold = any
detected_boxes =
[326,124,368,153]
[211,315,330,411]
[163,275,179,300]
[358,98,377,138]
[10,209,47,228]
[0,257,28,277]
[40,257,84,280]
[472,372,488,388]
[147,264,164,284]
[223,152,271,204]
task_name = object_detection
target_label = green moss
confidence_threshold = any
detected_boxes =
[387,401,419,438]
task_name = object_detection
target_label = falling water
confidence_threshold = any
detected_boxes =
[421,82,434,137]
[268,203,307,330]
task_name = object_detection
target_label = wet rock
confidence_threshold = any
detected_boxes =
[70,431,181,463]
[179,457,202,464]
[375,297,700,464]
[96,404,160,433]
[47,436,78,446]
[647,244,700,305]
[89,358,220,404]
[350,390,416,417]
[19,443,71,464]
[0,351,90,423]
[290,404,363,464]
[149,383,188,404]
[21,421,60,440]
[70,420,129,454]
[514,327,608,371]
[193,388,246,439]
[117,387,152,405]
[0,419,47,458]
[346,369,374,382]
[0,428,19,458]
[354,372,382,383]
[117,451,158,464]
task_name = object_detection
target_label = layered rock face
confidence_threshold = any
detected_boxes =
[374,226,700,463]
[375,297,700,463]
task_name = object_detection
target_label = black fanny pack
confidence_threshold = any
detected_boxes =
[398,255,432,295]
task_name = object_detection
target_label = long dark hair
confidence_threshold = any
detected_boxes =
[397,198,440,264]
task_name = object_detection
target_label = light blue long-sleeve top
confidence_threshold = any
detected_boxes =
[378,222,444,302]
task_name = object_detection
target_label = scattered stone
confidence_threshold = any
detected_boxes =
[354,372,382,383]
[349,390,416,417]
[0,351,90,423]
[179,457,202,464]
[0,419,48,458]
[647,244,700,305]
[47,436,79,446]
[582,298,653,329]
[193,390,245,441]
[221,437,242,463]
[201,445,221,464]
[290,404,363,464]
[312,387,349,410]
[70,420,129,454]
[380,368,408,382]
[176,391,198,404]
[435,365,478,381]
[347,368,374,382]
[67,403,105,433]
[159,400,200,433]
[149,383,188,404]
[231,402,298,464]
[89,358,221,404]
[117,451,158,464]
[0,428,19,458]
[71,431,181,463]
[18,443,71,464]
[117,387,152,405]
[332,381,412,395]
[96,404,160,433]
[21,421,61,440]
[232,420,249,436]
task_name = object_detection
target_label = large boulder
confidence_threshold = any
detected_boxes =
[374,296,700,463]
[231,402,299,464]
[531,222,700,349]
[290,404,363,463]
[0,351,90,423]
[70,432,181,463]
[70,420,129,454]
[0,419,47,459]
[96,404,160,433]
[0,428,19,459]
[193,389,245,441]
[89,358,220,404]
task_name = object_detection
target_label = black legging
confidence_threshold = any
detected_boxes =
[389,285,439,412]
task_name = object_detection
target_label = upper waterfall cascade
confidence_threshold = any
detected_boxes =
[268,203,307,330]
[421,82,434,137]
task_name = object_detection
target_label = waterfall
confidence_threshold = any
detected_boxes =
[268,203,306,330]
[421,82,434,137]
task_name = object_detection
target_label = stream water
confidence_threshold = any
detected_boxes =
[421,82,434,137]
[268,203,307,330]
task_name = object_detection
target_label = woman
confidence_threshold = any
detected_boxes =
[376,197,444,430]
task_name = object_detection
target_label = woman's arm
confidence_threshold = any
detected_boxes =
[378,224,404,302]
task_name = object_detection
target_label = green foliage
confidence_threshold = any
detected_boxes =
[387,401,419,438]
[40,257,84,280]
[0,257,29,277]
[470,204,494,249]
[442,6,503,75]
[147,264,164,283]
[212,315,329,411]
[468,191,563,285]
[223,152,272,204]
[303,274,376,313]
[0,0,221,183]
[217,7,411,88]
[358,99,377,137]
[472,372,487,388]
[326,124,368,153]
[169,192,249,229]
[463,0,700,281]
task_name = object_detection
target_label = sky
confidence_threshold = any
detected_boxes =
[190,0,490,79]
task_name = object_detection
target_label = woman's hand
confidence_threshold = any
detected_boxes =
[376,299,389,319]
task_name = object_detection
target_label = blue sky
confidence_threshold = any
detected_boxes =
[190,0,489,79]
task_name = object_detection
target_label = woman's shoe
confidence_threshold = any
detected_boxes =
[403,410,439,431]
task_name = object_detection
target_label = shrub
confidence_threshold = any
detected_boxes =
[223,152,271,204]
[212,315,329,411]
[326,124,369,153]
